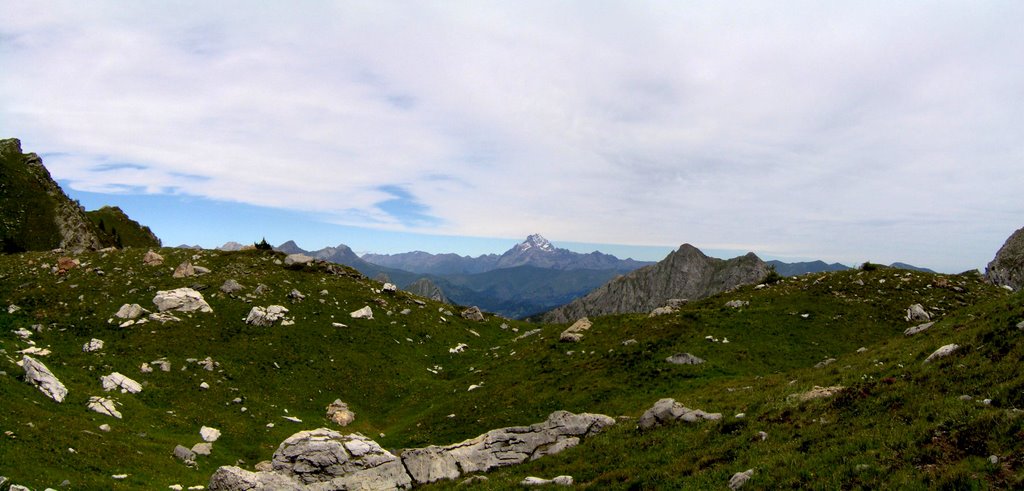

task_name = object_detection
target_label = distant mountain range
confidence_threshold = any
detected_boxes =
[362,234,652,275]
[766,260,935,276]
[268,234,652,319]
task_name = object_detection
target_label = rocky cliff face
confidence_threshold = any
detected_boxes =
[0,138,105,252]
[986,226,1024,290]
[406,277,449,304]
[541,244,770,323]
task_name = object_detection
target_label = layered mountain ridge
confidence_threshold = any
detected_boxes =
[541,244,771,323]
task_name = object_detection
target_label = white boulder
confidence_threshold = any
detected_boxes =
[21,355,67,403]
[83,338,105,352]
[88,396,122,419]
[350,306,373,319]
[101,372,143,394]
[153,288,213,313]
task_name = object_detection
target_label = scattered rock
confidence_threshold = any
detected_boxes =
[514,329,542,341]
[904,321,935,336]
[199,382,210,390]
[143,250,164,266]
[402,410,615,485]
[201,426,221,442]
[637,398,722,430]
[101,372,143,394]
[220,280,244,294]
[792,385,845,401]
[21,355,67,403]
[115,303,150,320]
[559,317,592,343]
[173,261,196,278]
[151,359,172,372]
[245,305,290,327]
[729,469,755,490]
[521,476,573,486]
[666,353,705,365]
[459,475,489,486]
[461,306,485,321]
[725,300,749,309]
[326,400,355,427]
[287,289,305,301]
[648,306,677,317]
[57,256,79,272]
[99,424,111,432]
[350,306,374,319]
[192,442,213,456]
[905,304,930,322]
[148,312,182,323]
[449,343,468,354]
[622,339,638,346]
[382,283,398,293]
[174,444,197,463]
[814,358,837,368]
[83,338,105,352]
[153,288,213,313]
[87,396,122,418]
[283,254,314,267]
[924,343,960,363]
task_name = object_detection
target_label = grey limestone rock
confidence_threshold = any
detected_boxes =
[461,306,485,321]
[284,253,314,267]
[87,396,122,418]
[986,226,1024,290]
[246,305,290,327]
[174,444,197,462]
[173,261,196,278]
[401,410,614,485]
[637,398,722,430]
[326,399,356,427]
[143,250,164,266]
[905,304,930,322]
[83,338,105,352]
[115,303,150,320]
[220,279,244,294]
[729,469,755,490]
[521,475,574,486]
[22,355,67,403]
[924,343,960,363]
[100,372,142,394]
[666,353,704,365]
[350,306,373,320]
[904,321,935,336]
[559,317,592,343]
[153,288,212,313]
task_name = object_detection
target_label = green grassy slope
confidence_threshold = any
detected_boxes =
[1,249,1020,489]
[85,206,161,249]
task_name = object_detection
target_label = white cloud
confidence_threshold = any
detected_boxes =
[1,1,1022,271]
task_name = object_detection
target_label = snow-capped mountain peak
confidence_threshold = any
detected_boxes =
[518,234,555,252]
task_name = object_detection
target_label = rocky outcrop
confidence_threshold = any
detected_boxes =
[637,398,721,430]
[924,343,960,363]
[326,400,355,427]
[153,288,213,313]
[559,317,592,343]
[209,411,614,490]
[406,278,449,304]
[401,410,614,485]
[350,306,373,320]
[986,226,1024,290]
[21,355,67,402]
[0,138,105,252]
[542,244,769,323]
[246,305,290,326]
[101,372,142,394]
[666,353,705,365]
[88,396,122,418]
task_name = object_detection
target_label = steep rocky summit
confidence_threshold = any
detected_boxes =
[986,226,1024,290]
[0,138,104,252]
[0,138,159,252]
[541,244,770,323]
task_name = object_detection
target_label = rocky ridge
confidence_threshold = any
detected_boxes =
[541,244,770,323]
[209,410,615,490]
[986,226,1024,290]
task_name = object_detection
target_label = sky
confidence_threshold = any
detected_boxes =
[2,2,1022,272]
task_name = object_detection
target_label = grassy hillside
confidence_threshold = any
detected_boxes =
[1,248,1021,489]
[0,141,63,252]
[86,206,161,249]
